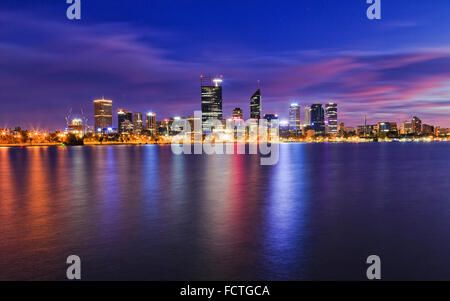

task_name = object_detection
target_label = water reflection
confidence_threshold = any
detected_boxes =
[0,143,450,280]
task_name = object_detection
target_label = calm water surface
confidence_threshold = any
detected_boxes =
[0,143,449,280]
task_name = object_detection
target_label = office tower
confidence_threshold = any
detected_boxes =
[377,122,398,137]
[133,112,143,134]
[232,108,243,119]
[146,112,157,137]
[289,103,301,130]
[186,115,202,142]
[118,109,133,134]
[325,102,338,135]
[422,124,434,135]
[304,105,311,126]
[401,121,413,135]
[412,116,422,135]
[310,103,325,136]
[201,75,223,133]
[250,89,261,120]
[94,98,113,131]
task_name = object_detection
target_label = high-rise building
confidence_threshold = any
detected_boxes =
[422,124,434,135]
[304,105,311,127]
[310,103,325,136]
[412,116,422,135]
[94,98,113,131]
[250,89,261,120]
[201,75,223,133]
[146,112,157,137]
[232,107,243,119]
[401,121,413,135]
[288,103,301,130]
[325,102,338,135]
[133,112,143,134]
[118,109,133,134]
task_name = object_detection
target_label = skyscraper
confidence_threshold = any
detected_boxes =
[304,105,311,127]
[232,107,243,119]
[325,102,338,135]
[288,103,301,130]
[146,112,157,137]
[250,89,261,120]
[201,75,223,133]
[133,112,143,134]
[310,103,325,136]
[412,116,422,135]
[94,98,113,131]
[117,109,133,134]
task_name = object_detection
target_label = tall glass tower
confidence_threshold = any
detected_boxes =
[117,109,133,133]
[289,103,301,130]
[250,89,261,120]
[201,76,223,133]
[310,103,325,136]
[304,105,311,127]
[325,102,338,135]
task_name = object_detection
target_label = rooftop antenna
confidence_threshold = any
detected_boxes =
[257,80,261,90]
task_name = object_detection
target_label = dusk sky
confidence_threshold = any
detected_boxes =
[0,0,449,130]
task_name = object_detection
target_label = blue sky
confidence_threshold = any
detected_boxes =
[0,0,449,129]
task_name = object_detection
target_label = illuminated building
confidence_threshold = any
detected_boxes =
[304,105,311,127]
[435,127,450,137]
[338,122,345,136]
[66,118,85,137]
[232,108,243,119]
[412,116,422,135]
[288,103,301,130]
[377,122,398,137]
[250,89,262,120]
[171,117,185,135]
[401,121,413,135]
[310,103,325,136]
[201,75,223,133]
[186,115,202,142]
[94,98,113,132]
[158,118,172,136]
[325,102,338,135]
[133,112,143,134]
[118,109,133,134]
[146,112,157,137]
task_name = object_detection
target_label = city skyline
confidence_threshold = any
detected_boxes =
[1,1,450,130]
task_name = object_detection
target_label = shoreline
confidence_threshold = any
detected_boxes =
[1,140,448,148]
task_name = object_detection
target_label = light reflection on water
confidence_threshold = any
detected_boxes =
[0,143,449,280]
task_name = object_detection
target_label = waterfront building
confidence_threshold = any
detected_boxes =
[304,105,311,127]
[422,124,434,135]
[201,75,223,133]
[325,102,338,135]
[146,112,157,137]
[377,122,398,137]
[310,103,325,136]
[412,116,422,135]
[133,112,144,134]
[401,121,413,135]
[288,103,301,130]
[118,109,133,134]
[250,89,262,120]
[94,98,113,132]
